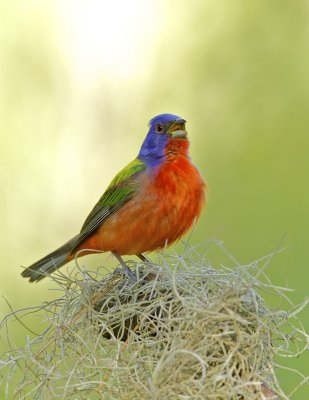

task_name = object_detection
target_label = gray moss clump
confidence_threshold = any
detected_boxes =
[0,252,308,399]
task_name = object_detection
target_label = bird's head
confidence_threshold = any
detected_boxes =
[138,113,188,167]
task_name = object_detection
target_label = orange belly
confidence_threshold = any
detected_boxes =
[76,157,206,255]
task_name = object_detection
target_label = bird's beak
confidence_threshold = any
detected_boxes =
[168,120,188,138]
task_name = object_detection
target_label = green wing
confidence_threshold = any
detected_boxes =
[71,158,146,251]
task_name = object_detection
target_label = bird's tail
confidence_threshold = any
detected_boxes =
[21,236,79,283]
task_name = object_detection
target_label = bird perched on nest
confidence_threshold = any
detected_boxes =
[22,114,206,282]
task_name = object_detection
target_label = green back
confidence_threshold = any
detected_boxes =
[71,158,146,252]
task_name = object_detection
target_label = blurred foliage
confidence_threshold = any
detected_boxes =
[0,0,308,398]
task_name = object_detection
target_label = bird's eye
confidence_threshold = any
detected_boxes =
[156,123,164,133]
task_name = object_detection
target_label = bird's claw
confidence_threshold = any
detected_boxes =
[113,265,137,282]
[112,251,138,282]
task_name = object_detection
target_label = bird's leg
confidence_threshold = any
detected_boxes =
[137,253,158,281]
[137,253,151,263]
[112,251,137,282]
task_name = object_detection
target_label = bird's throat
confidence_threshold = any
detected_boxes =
[165,138,190,160]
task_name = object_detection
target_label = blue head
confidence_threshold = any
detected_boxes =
[138,113,187,168]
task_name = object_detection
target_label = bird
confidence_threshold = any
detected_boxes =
[21,113,206,282]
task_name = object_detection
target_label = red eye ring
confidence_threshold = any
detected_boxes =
[156,123,163,133]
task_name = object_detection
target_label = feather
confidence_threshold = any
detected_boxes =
[71,159,146,252]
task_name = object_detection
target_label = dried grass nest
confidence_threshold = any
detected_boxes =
[1,250,308,399]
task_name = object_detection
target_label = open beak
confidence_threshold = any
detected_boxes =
[168,119,188,138]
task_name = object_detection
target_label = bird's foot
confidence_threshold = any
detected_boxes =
[112,252,137,282]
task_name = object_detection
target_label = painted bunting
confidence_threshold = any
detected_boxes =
[22,114,206,282]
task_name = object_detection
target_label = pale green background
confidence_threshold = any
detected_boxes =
[0,1,308,398]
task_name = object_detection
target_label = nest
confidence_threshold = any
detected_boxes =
[1,251,308,399]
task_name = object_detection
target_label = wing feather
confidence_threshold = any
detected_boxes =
[71,158,146,252]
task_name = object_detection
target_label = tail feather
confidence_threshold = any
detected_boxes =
[21,236,78,282]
